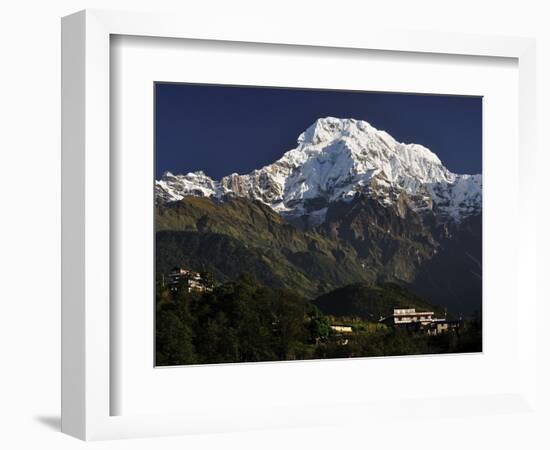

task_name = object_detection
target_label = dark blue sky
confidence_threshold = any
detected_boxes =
[155,83,482,180]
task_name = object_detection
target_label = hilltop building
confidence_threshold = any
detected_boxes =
[167,267,212,293]
[379,308,459,335]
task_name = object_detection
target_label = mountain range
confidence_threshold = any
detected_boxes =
[156,117,481,224]
[156,117,482,315]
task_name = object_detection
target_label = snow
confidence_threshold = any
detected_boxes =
[155,117,482,221]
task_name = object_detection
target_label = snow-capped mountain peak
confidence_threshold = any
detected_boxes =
[155,117,481,222]
[155,170,219,203]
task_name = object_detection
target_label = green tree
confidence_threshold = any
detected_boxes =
[156,288,197,365]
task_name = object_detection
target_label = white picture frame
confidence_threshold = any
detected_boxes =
[61,9,537,441]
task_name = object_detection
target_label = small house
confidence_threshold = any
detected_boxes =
[330,325,353,334]
[379,308,458,335]
[167,267,211,293]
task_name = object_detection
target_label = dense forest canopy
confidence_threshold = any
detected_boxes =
[156,274,482,366]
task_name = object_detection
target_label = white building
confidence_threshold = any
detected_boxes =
[167,267,211,293]
[330,325,353,334]
[379,308,457,335]
[381,308,435,326]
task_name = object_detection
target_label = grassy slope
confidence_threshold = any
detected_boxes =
[156,196,480,315]
[156,197,374,298]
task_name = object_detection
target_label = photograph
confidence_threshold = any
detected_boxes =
[154,83,483,366]
[1,1,541,446]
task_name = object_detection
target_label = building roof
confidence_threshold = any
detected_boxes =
[392,308,434,316]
